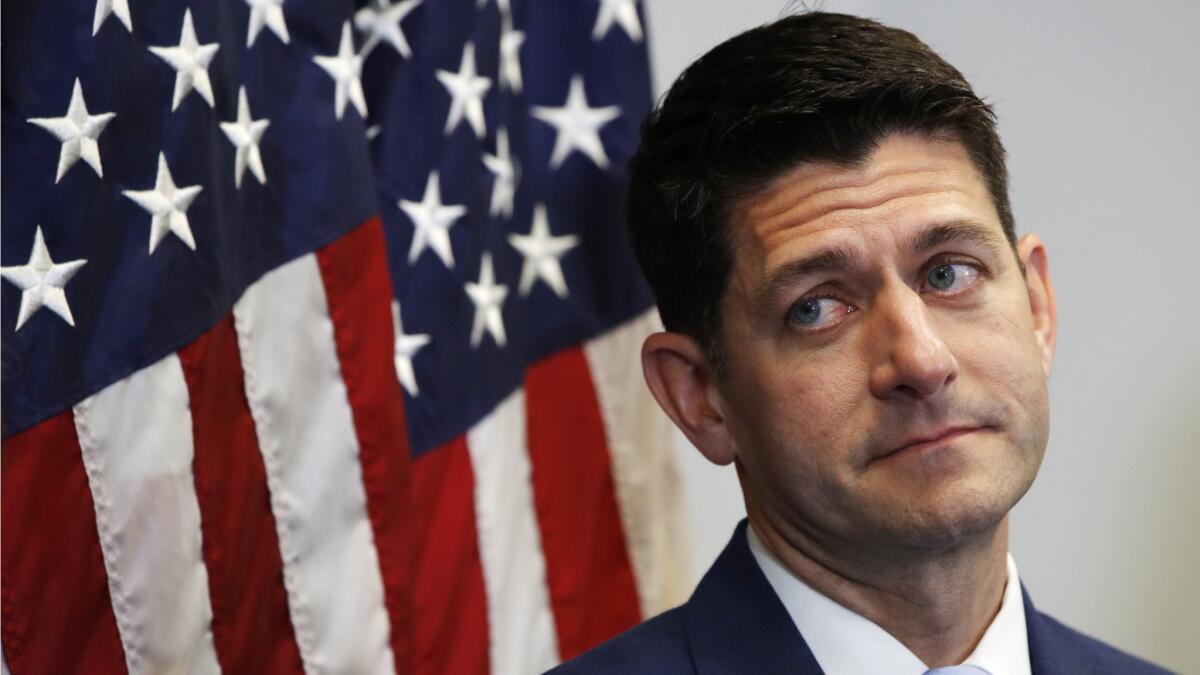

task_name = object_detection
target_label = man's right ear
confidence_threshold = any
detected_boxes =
[641,332,737,466]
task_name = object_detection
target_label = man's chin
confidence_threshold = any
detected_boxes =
[864,487,1015,553]
[856,442,1039,549]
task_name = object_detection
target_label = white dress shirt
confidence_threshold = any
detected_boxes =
[746,526,1031,675]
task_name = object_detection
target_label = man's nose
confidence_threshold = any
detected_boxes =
[867,285,959,400]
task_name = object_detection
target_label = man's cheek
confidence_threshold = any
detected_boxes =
[973,289,1038,333]
[985,331,1044,383]
[954,311,1038,372]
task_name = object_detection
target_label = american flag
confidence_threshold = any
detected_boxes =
[1,0,689,673]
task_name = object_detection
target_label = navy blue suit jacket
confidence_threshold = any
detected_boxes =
[551,521,1171,674]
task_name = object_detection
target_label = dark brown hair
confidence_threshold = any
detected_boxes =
[627,12,1013,366]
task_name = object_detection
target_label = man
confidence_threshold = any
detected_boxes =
[552,11,1169,675]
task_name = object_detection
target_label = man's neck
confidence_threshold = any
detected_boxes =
[748,509,1010,667]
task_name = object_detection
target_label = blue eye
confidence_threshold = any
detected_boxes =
[791,299,823,324]
[925,263,980,293]
[928,264,956,290]
[787,297,850,328]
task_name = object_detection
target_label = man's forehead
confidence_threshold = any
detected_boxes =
[738,136,987,232]
[727,134,1001,275]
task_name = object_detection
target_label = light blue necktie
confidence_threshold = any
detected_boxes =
[923,667,992,675]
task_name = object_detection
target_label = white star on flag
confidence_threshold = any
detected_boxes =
[27,78,116,183]
[314,22,368,120]
[244,0,290,47]
[498,18,525,93]
[466,253,509,348]
[92,0,132,35]
[508,204,579,298]
[220,87,270,188]
[482,127,518,218]
[399,171,467,268]
[391,300,431,396]
[1,226,87,331]
[436,42,491,138]
[149,9,221,111]
[354,0,423,59]
[122,153,203,253]
[592,0,643,42]
[532,75,621,169]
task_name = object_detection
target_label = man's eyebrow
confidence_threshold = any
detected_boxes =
[751,246,861,321]
[907,220,1008,259]
[747,221,1009,321]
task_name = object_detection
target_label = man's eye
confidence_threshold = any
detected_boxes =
[924,263,981,293]
[787,297,851,329]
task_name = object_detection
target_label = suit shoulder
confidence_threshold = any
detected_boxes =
[546,607,693,675]
[1033,611,1173,674]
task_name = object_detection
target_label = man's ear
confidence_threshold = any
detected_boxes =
[641,332,738,465]
[1017,234,1057,377]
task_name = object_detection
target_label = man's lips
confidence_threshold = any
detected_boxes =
[875,426,987,461]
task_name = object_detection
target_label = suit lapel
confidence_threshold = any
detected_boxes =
[1023,585,1065,675]
[683,520,824,674]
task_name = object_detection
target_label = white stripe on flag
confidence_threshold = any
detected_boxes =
[466,389,561,674]
[233,254,395,675]
[583,309,692,617]
[72,354,221,675]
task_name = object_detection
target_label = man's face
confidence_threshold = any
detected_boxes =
[717,133,1053,554]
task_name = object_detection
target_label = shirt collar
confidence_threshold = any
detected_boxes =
[746,525,1031,675]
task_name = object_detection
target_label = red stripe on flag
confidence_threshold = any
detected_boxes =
[177,315,304,674]
[525,347,643,660]
[411,437,490,675]
[315,216,417,672]
[1,411,126,675]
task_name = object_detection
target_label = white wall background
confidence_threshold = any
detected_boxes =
[642,2,1200,672]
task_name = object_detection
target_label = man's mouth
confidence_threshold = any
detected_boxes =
[874,425,988,462]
